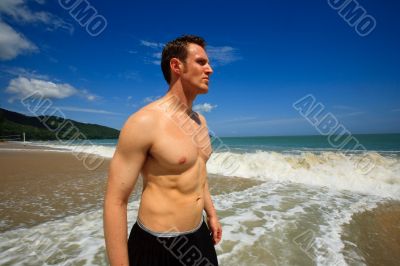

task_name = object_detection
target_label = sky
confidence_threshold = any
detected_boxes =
[0,0,399,137]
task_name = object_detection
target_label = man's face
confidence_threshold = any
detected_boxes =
[180,43,213,94]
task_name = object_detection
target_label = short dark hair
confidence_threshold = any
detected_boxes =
[161,35,206,84]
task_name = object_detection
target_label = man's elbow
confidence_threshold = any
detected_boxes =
[104,192,130,209]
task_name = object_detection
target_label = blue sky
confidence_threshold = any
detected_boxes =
[0,0,399,137]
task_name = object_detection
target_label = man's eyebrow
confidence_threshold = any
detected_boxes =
[196,57,209,63]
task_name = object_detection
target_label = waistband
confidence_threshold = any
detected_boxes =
[136,215,204,237]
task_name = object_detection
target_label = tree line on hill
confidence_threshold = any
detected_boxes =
[0,108,120,141]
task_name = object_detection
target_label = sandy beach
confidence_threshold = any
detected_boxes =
[342,201,400,266]
[0,142,111,232]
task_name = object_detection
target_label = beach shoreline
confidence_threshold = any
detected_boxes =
[1,141,399,265]
[0,141,263,233]
[0,141,111,232]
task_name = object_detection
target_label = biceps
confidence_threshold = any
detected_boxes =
[106,150,146,204]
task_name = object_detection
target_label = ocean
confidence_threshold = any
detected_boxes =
[1,134,399,265]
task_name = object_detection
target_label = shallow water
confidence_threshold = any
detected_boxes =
[0,175,398,265]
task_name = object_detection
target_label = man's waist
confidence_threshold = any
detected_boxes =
[136,215,204,237]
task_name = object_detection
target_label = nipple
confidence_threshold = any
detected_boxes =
[178,157,186,164]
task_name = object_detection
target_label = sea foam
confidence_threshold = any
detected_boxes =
[30,141,400,200]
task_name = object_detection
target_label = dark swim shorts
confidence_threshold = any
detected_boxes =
[128,216,218,266]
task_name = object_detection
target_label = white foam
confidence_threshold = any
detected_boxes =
[213,181,384,265]
[29,141,400,199]
[0,199,140,266]
[29,141,116,158]
[0,179,389,265]
[0,148,72,153]
[207,151,400,200]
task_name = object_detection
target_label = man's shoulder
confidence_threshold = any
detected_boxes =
[123,105,161,131]
[117,106,160,150]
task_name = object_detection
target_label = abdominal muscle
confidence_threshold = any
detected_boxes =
[137,159,206,233]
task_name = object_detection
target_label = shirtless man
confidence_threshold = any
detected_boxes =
[103,35,221,265]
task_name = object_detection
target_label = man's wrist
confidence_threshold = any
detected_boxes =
[205,210,218,219]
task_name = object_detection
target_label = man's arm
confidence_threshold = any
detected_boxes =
[197,113,222,245]
[204,178,222,245]
[103,111,154,265]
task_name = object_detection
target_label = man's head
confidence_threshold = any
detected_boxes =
[161,35,213,93]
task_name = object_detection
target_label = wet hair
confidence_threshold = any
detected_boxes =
[161,35,206,84]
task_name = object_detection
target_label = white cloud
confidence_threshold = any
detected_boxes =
[0,0,73,34]
[139,40,164,65]
[207,45,241,66]
[86,95,95,101]
[139,40,241,66]
[5,77,78,100]
[0,21,37,60]
[143,58,160,65]
[125,95,138,108]
[146,52,162,65]
[0,0,74,60]
[152,52,162,59]
[332,105,366,118]
[57,106,122,116]
[4,75,99,103]
[143,95,161,103]
[4,70,100,102]
[0,0,47,23]
[80,89,99,101]
[140,40,164,49]
[193,103,217,113]
[1,66,48,80]
[337,111,366,117]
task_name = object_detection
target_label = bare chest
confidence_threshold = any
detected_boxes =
[148,117,212,173]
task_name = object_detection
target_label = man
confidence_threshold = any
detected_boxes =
[104,35,222,266]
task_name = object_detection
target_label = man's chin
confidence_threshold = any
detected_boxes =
[197,84,209,94]
[197,87,209,94]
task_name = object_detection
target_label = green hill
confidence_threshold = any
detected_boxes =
[0,108,120,140]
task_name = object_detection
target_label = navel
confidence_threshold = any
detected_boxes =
[178,157,187,164]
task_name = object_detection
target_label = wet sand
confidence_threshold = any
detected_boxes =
[0,141,62,150]
[342,201,400,266]
[0,143,111,232]
[0,142,262,233]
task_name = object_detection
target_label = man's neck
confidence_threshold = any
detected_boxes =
[165,80,197,113]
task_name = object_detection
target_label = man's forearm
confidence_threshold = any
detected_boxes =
[203,177,223,245]
[203,178,217,218]
[103,200,129,266]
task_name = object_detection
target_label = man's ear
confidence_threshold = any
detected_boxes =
[170,58,183,75]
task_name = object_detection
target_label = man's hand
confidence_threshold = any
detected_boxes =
[207,215,222,245]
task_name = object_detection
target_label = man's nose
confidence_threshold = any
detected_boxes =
[205,64,213,75]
